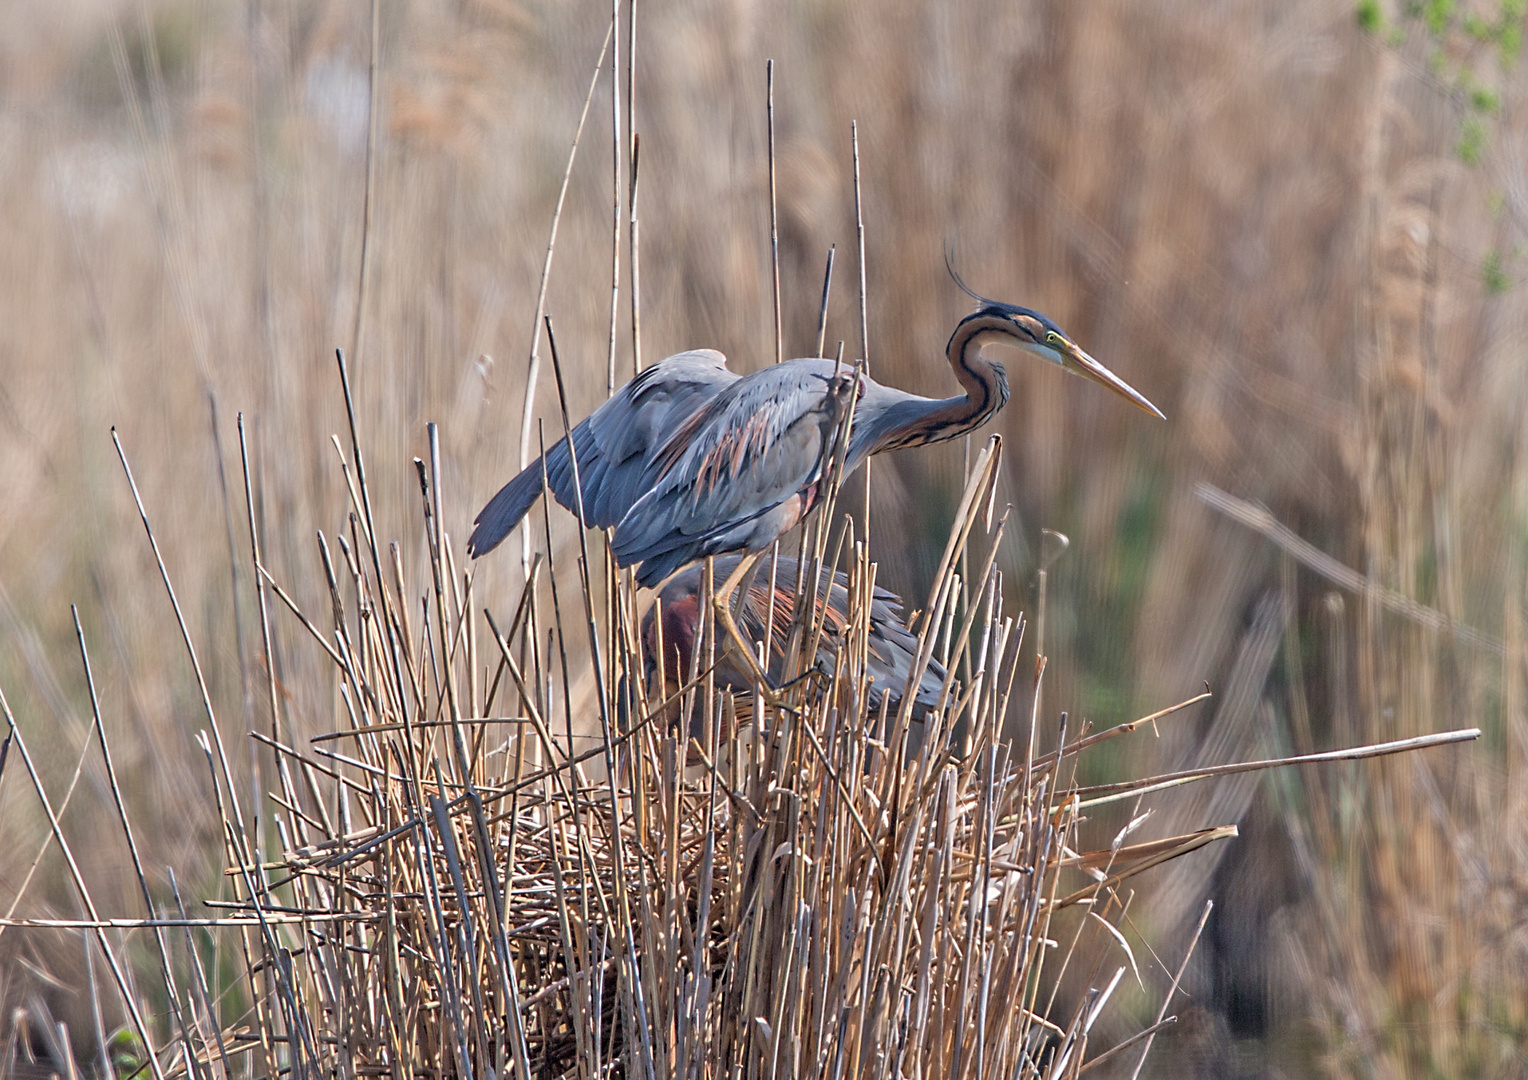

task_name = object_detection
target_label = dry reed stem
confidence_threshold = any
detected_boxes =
[1066,728,1480,809]
[46,462,1444,1080]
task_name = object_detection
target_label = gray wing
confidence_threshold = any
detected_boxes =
[610,359,852,584]
[468,350,736,557]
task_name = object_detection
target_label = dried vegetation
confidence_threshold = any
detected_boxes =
[0,0,1524,1077]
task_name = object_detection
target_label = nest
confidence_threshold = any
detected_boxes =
[144,404,1241,1080]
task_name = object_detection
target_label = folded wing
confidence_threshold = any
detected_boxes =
[611,359,853,585]
[467,349,736,557]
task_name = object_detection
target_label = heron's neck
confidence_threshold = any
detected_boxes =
[866,318,1014,454]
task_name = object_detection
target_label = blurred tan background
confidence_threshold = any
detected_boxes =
[2,0,1526,1074]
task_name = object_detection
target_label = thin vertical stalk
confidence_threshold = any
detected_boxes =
[816,245,836,359]
[0,689,167,1080]
[630,135,643,375]
[608,0,623,398]
[545,318,656,1080]
[238,414,297,819]
[351,0,380,365]
[516,21,615,572]
[763,59,785,669]
[208,395,253,730]
[851,121,872,534]
[628,0,641,377]
[768,60,783,368]
[1126,901,1212,1080]
[112,429,250,849]
[72,607,203,1080]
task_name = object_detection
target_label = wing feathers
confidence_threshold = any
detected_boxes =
[467,349,734,557]
[612,360,847,577]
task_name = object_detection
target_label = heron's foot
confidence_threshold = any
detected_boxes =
[776,662,832,695]
[707,551,791,707]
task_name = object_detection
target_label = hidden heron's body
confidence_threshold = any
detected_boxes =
[642,555,948,722]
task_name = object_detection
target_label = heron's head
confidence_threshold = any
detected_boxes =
[958,301,1164,419]
[944,251,1164,418]
[641,590,701,688]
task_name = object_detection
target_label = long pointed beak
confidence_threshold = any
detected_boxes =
[1059,339,1165,419]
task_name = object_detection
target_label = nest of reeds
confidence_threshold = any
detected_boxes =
[133,373,1255,1080]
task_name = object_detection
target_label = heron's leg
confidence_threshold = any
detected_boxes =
[715,604,780,700]
[709,551,782,702]
[715,548,763,604]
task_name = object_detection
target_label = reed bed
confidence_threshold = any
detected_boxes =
[0,351,1478,1078]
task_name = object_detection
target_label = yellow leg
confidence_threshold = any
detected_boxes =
[709,551,782,704]
[715,548,762,599]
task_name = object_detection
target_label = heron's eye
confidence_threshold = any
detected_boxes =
[1045,331,1064,346]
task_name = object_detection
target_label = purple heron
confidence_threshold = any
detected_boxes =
[468,293,1161,588]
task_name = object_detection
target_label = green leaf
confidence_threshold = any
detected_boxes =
[1482,249,1511,294]
[1424,0,1455,35]
[1500,19,1522,65]
[1458,115,1487,164]
[1471,86,1501,112]
[108,1028,147,1078]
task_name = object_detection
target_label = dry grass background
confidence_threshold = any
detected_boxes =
[0,0,1526,1075]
